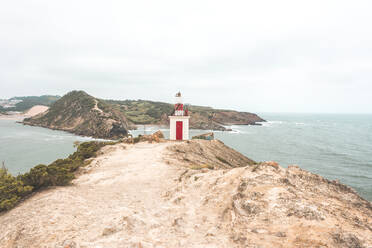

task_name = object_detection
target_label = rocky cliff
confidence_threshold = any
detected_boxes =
[22,91,130,139]
[0,139,370,247]
[188,110,264,131]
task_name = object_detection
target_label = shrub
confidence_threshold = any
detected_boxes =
[0,167,33,211]
[20,163,74,190]
[1,140,112,212]
[69,141,110,161]
[21,141,108,190]
[20,164,50,190]
[46,164,74,186]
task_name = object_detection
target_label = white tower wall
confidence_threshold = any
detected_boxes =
[169,116,190,140]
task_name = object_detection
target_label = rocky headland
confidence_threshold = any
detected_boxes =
[0,138,371,247]
[187,110,264,131]
[22,91,130,139]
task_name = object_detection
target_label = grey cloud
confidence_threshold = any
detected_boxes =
[0,0,372,113]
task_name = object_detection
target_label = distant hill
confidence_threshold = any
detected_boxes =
[23,91,129,139]
[107,99,265,130]
[0,95,60,112]
[21,90,265,137]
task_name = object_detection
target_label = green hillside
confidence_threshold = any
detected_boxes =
[23,91,129,139]
[106,99,174,124]
[106,99,265,130]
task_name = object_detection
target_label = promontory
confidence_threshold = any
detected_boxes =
[0,137,371,247]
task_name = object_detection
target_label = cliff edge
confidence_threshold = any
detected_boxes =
[0,140,371,247]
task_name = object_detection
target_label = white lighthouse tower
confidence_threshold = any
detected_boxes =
[169,92,190,140]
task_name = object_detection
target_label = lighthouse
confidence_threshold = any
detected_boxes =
[169,92,190,140]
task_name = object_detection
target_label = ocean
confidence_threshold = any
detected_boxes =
[0,119,96,174]
[1,113,371,201]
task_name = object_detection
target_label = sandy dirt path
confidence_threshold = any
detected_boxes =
[0,142,187,247]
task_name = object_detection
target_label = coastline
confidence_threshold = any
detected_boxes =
[0,114,27,121]
[0,139,371,247]
[0,105,49,121]
[3,114,372,202]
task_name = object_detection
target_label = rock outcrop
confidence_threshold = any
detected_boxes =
[181,109,265,131]
[192,132,214,140]
[212,111,265,126]
[22,91,130,139]
[121,130,166,144]
[0,139,370,247]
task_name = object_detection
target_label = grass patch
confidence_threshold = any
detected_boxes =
[189,164,214,170]
[105,98,232,125]
[133,135,142,143]
[216,156,231,165]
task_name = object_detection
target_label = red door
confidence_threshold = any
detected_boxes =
[176,121,183,140]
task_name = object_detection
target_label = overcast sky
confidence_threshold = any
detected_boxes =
[0,1,371,113]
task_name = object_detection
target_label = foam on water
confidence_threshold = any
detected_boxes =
[259,120,286,127]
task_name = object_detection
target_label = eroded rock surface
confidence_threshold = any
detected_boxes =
[0,140,371,247]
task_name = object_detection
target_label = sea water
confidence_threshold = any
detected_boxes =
[132,113,372,201]
[0,114,371,201]
[0,119,95,174]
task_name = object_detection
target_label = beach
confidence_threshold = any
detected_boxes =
[0,105,48,120]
